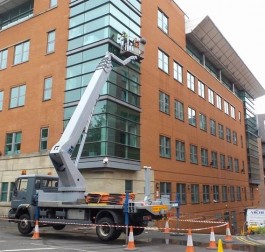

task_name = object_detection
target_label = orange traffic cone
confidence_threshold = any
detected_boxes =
[164,220,170,233]
[186,229,195,252]
[224,223,233,242]
[31,220,40,240]
[124,226,138,251]
[207,227,217,249]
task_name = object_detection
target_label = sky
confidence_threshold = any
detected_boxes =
[174,0,265,114]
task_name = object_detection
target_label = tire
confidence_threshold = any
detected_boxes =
[18,214,33,235]
[96,217,120,242]
[132,226,145,236]
[52,224,66,230]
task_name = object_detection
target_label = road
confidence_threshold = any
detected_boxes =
[0,219,265,251]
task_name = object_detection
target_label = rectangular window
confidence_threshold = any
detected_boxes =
[158,49,169,73]
[198,81,205,98]
[0,91,3,111]
[175,100,184,121]
[14,41,30,65]
[222,186,228,202]
[218,124,224,139]
[232,131,237,145]
[9,85,26,109]
[230,186,235,201]
[208,88,214,105]
[236,186,241,201]
[40,128,49,151]
[187,72,195,91]
[47,30,56,53]
[220,154,226,169]
[203,185,210,203]
[159,91,170,114]
[227,156,233,171]
[210,119,216,135]
[43,77,53,100]
[176,183,186,204]
[0,49,8,69]
[201,148,208,166]
[176,140,185,161]
[224,100,229,115]
[5,131,22,155]
[160,135,171,158]
[50,0,58,8]
[125,180,133,193]
[190,144,198,164]
[173,61,183,83]
[213,185,219,202]
[199,113,207,131]
[226,128,231,142]
[160,182,171,198]
[230,105,235,119]
[9,182,15,201]
[0,182,8,201]
[234,158,239,173]
[158,9,168,33]
[188,107,196,126]
[216,95,222,110]
[191,184,199,203]
[211,151,218,168]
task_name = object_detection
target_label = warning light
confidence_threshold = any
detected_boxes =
[21,170,26,175]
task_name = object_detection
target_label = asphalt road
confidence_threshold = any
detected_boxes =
[0,219,265,252]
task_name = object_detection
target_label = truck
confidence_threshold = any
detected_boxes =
[246,209,265,234]
[8,38,172,241]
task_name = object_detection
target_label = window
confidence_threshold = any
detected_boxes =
[158,49,168,73]
[160,182,171,199]
[176,140,185,161]
[208,88,214,105]
[173,61,182,83]
[160,135,171,158]
[5,131,22,155]
[158,9,168,33]
[203,185,210,203]
[226,128,231,142]
[159,91,170,114]
[188,107,196,126]
[201,148,208,166]
[191,184,199,203]
[10,85,26,108]
[220,154,226,169]
[176,183,186,204]
[238,111,241,122]
[9,182,15,201]
[40,128,49,151]
[230,186,235,201]
[218,124,224,139]
[199,113,207,131]
[211,151,218,168]
[14,41,30,65]
[0,49,8,69]
[216,95,222,110]
[0,182,8,201]
[210,119,216,135]
[222,186,228,202]
[198,81,205,98]
[224,100,229,115]
[236,186,241,201]
[230,105,235,119]
[125,180,133,193]
[227,156,233,171]
[47,30,56,53]
[190,144,198,164]
[232,131,237,145]
[213,185,219,202]
[50,0,57,8]
[175,100,184,121]
[0,91,3,111]
[187,72,195,91]
[234,158,239,173]
[43,77,53,100]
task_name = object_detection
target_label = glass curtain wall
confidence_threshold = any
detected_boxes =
[66,0,142,162]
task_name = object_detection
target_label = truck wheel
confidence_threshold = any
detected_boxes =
[96,217,120,241]
[52,224,66,230]
[132,226,145,236]
[18,214,33,235]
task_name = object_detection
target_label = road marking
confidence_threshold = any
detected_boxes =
[236,236,262,246]
[0,249,56,252]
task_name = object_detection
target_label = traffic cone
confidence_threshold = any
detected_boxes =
[124,226,138,251]
[31,220,40,240]
[186,229,195,252]
[217,239,224,252]
[164,220,170,233]
[207,227,217,249]
[224,223,233,242]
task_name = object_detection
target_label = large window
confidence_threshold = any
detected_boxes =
[198,81,205,98]
[226,128,231,142]
[216,95,222,110]
[0,49,8,69]
[160,135,171,158]
[210,119,216,135]
[220,154,226,169]
[50,0,58,8]
[158,49,168,73]
[224,100,229,115]
[47,30,56,53]
[175,100,184,121]
[222,186,228,202]
[208,88,214,105]
[5,132,22,155]
[0,182,8,201]
[230,186,235,201]
[160,182,171,199]
[213,185,219,202]
[234,158,239,173]
[176,183,186,204]
[228,156,233,171]
[191,184,199,203]
[188,107,196,126]
[159,91,170,114]
[14,41,30,65]
[199,113,207,131]
[9,85,26,108]
[232,131,238,145]
[218,123,224,139]
[230,105,235,119]
[211,151,218,168]
[203,185,210,203]
[0,91,3,111]
[176,140,185,161]
[190,144,198,164]
[236,186,241,201]
[187,72,195,91]
[40,128,49,151]
[158,9,168,33]
[173,61,183,83]
[201,148,208,166]
[43,77,53,100]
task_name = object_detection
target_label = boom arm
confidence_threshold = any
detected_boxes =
[49,52,137,192]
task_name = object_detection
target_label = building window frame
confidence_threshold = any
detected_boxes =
[47,30,56,54]
[158,9,168,34]
[5,131,22,155]
[160,135,171,158]
[14,40,30,65]
[158,49,169,73]
[43,77,53,101]
[199,113,207,131]
[0,90,3,111]
[159,91,170,114]
[40,127,49,152]
[187,72,195,92]
[9,85,26,109]
[191,184,199,204]
[176,183,186,204]
[203,185,210,203]
[208,88,214,105]
[0,49,8,69]
[190,144,198,164]
[210,119,216,136]
[222,186,228,202]
[220,154,226,169]
[173,61,183,83]
[213,185,219,202]
[175,100,184,121]
[201,148,208,166]
[218,123,224,139]
[188,107,196,126]
[176,140,185,161]
[50,0,58,8]
[198,81,205,98]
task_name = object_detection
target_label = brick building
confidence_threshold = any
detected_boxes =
[0,0,264,233]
